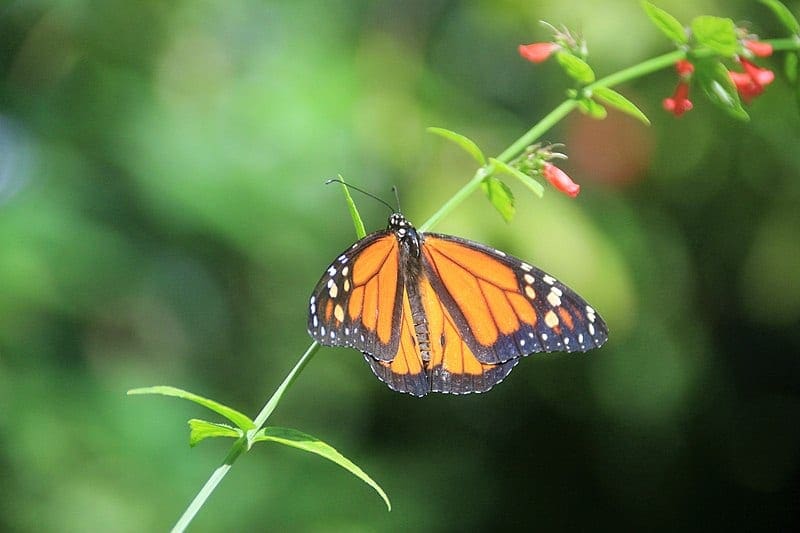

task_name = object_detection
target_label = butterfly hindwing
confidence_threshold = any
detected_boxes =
[362,287,428,397]
[308,230,405,361]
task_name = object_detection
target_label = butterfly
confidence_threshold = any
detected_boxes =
[308,212,608,396]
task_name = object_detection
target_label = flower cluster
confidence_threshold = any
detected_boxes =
[663,60,695,117]
[513,144,580,198]
[662,37,774,117]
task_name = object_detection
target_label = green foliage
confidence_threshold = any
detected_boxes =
[253,426,392,511]
[690,16,739,57]
[129,383,390,515]
[479,176,515,222]
[577,96,608,119]
[693,58,749,120]
[592,87,651,125]
[556,52,596,84]
[489,158,544,198]
[188,419,242,447]
[426,127,487,165]
[640,1,688,44]
[128,386,254,430]
[335,178,368,239]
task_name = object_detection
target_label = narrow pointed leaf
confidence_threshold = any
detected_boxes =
[759,0,800,35]
[480,176,515,222]
[253,426,391,511]
[640,1,688,44]
[335,176,367,239]
[577,97,608,119]
[691,16,738,56]
[694,59,749,121]
[592,87,651,125]
[555,52,595,84]
[426,127,486,165]
[489,158,544,198]
[188,419,242,447]
[127,386,255,431]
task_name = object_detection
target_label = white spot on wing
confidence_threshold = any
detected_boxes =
[543,274,556,285]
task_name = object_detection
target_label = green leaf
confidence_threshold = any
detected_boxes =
[577,97,608,119]
[785,51,798,83]
[693,59,749,121]
[489,158,544,198]
[127,386,255,431]
[592,87,651,125]
[334,176,367,240]
[640,1,688,44]
[426,127,486,165]
[690,16,738,56]
[188,419,242,447]
[254,426,391,511]
[480,176,515,222]
[555,52,595,84]
[759,0,800,35]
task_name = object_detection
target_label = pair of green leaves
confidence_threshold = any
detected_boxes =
[128,385,391,511]
[556,52,651,124]
[642,0,800,121]
[427,127,544,223]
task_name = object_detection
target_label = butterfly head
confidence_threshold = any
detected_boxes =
[388,212,420,257]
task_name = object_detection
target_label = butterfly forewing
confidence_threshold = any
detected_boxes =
[308,230,405,360]
[421,233,608,362]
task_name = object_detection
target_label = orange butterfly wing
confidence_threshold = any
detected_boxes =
[421,234,607,367]
[308,230,404,359]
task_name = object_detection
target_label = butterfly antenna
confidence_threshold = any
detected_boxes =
[325,178,395,213]
[391,185,402,213]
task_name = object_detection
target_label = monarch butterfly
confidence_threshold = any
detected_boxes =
[308,212,608,396]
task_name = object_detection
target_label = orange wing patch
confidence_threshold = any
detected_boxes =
[349,236,399,344]
[423,238,538,349]
[419,275,517,394]
[363,288,427,396]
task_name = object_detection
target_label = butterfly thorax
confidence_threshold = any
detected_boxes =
[388,212,421,258]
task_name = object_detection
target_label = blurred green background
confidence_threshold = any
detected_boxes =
[2,0,799,531]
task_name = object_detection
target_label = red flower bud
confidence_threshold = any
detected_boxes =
[744,39,773,58]
[675,59,694,77]
[662,81,693,117]
[518,42,560,63]
[542,162,580,197]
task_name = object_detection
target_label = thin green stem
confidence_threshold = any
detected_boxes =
[171,342,321,533]
[252,341,320,428]
[421,49,684,232]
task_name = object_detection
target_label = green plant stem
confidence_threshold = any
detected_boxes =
[171,342,320,533]
[422,50,683,232]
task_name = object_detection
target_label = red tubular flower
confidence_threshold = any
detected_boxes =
[663,81,693,117]
[542,162,580,197]
[744,39,773,58]
[729,71,764,104]
[518,42,560,63]
[729,57,774,104]
[740,58,775,87]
